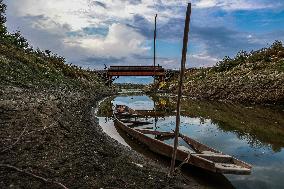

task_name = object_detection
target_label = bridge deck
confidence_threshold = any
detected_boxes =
[108,66,165,76]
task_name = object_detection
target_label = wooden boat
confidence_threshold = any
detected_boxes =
[114,105,252,175]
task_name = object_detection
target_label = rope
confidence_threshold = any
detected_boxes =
[175,153,191,172]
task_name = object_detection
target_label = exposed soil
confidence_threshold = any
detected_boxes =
[0,85,200,189]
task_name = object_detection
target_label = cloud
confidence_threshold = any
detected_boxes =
[6,14,69,53]
[191,25,265,58]
[153,53,219,69]
[4,0,284,70]
[189,53,219,67]
[64,23,149,58]
[194,0,278,10]
[6,0,97,30]
[83,56,126,66]
[91,1,107,9]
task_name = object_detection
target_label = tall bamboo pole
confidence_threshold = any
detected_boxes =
[169,3,191,177]
[154,14,157,80]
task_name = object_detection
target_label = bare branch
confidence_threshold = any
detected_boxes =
[0,164,69,189]
[25,122,57,136]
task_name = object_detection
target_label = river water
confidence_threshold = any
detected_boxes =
[96,94,284,189]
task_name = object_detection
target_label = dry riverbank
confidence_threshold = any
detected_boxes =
[0,85,200,188]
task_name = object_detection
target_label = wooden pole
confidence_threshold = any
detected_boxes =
[154,14,157,80]
[169,3,191,177]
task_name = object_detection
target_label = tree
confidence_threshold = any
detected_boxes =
[0,0,7,38]
[0,0,6,24]
[0,1,29,49]
[12,30,29,49]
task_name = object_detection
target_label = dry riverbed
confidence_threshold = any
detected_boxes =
[0,85,199,188]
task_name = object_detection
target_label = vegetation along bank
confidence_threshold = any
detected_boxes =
[149,41,284,105]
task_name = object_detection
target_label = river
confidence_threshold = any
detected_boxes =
[96,94,284,189]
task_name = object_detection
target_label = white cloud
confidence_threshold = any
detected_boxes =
[64,23,149,58]
[194,0,276,10]
[189,53,219,67]
[195,0,218,8]
[6,0,280,34]
[7,0,177,31]
[156,52,219,69]
[7,0,93,30]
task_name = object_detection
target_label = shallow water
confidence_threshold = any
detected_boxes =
[96,94,284,189]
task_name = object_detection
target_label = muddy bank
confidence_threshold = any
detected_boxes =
[0,85,199,188]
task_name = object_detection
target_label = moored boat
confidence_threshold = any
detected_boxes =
[114,105,252,175]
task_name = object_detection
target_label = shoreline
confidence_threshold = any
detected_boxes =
[145,91,284,107]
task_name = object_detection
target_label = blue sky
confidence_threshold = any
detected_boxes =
[4,0,284,70]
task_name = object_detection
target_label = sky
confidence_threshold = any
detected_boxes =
[4,0,284,70]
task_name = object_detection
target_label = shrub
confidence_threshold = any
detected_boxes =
[215,41,284,72]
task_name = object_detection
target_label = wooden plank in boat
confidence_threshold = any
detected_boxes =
[215,163,251,175]
[195,154,233,164]
[135,129,175,137]
[180,133,220,154]
[177,145,196,154]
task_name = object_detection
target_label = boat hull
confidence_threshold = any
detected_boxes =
[114,112,252,175]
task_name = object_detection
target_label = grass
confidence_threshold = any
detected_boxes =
[0,43,108,93]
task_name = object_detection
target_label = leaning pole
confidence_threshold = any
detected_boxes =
[154,14,157,80]
[169,2,192,177]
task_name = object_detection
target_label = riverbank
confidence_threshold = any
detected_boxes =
[1,85,200,188]
[147,41,284,105]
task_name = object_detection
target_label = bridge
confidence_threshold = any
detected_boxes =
[108,65,165,78]
[96,66,178,85]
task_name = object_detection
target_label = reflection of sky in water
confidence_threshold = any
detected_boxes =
[112,95,154,110]
[103,95,284,189]
[114,76,153,84]
[97,117,130,147]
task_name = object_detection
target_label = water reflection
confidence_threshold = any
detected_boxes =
[96,94,284,189]
[150,95,284,152]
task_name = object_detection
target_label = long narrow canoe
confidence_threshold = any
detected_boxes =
[114,105,252,175]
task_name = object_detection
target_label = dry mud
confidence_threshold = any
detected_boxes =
[0,86,199,189]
